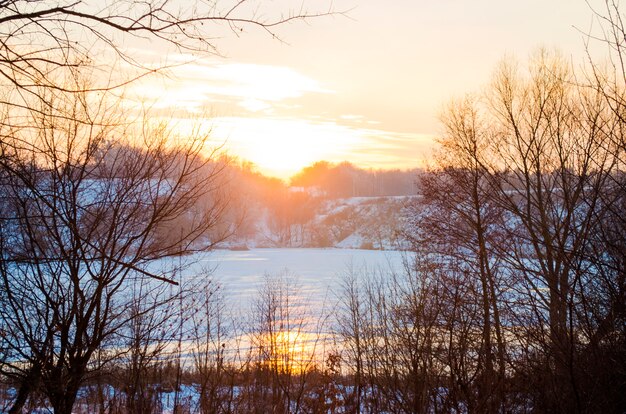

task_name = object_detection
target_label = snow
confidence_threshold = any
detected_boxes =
[181,248,411,312]
[335,233,366,249]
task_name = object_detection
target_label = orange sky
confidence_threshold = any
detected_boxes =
[123,0,606,179]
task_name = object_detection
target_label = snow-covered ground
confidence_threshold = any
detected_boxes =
[225,196,416,249]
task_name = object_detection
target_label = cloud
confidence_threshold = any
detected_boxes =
[124,58,332,115]
[339,114,365,122]
[239,98,273,112]
[198,62,332,101]
[121,56,435,177]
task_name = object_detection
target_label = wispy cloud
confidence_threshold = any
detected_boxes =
[124,58,332,115]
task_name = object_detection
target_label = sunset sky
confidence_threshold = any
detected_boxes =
[126,0,604,179]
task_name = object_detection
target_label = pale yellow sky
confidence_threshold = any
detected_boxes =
[124,0,608,179]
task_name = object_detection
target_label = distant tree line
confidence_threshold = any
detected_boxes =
[290,161,420,198]
[213,160,413,248]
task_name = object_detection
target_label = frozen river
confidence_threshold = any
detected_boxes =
[148,248,413,361]
[181,248,411,312]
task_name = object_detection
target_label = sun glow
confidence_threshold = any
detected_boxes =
[211,117,360,178]
[256,329,322,374]
[150,114,432,179]
[212,117,433,178]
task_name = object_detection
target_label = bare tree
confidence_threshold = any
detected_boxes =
[335,261,450,414]
[0,0,338,96]
[118,277,188,414]
[412,50,626,412]
[0,83,226,414]
[405,95,509,413]
[244,273,324,414]
[189,277,240,414]
[484,52,618,412]
[335,270,367,413]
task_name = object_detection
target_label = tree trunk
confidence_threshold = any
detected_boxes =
[8,365,41,414]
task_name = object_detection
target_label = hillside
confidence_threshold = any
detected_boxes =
[222,195,415,250]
